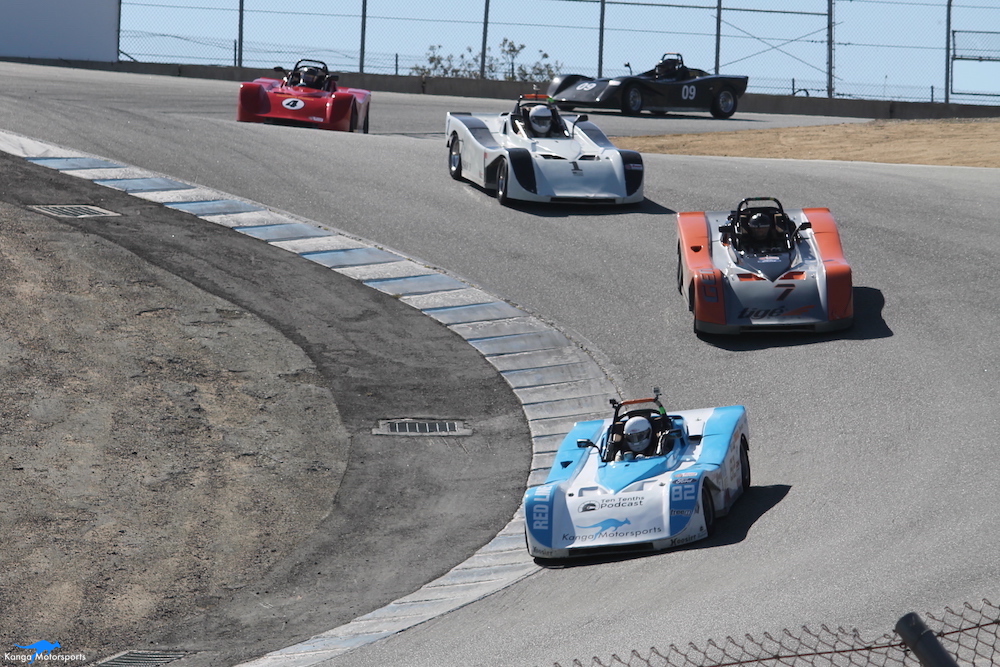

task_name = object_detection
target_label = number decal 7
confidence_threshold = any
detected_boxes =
[775,283,795,301]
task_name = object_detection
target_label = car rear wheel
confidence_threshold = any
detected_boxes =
[621,85,643,115]
[448,134,463,181]
[702,484,715,536]
[362,109,370,134]
[496,158,510,206]
[349,105,358,132]
[711,87,738,119]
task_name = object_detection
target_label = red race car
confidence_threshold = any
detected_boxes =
[237,59,371,133]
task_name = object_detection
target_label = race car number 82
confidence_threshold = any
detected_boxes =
[671,484,697,501]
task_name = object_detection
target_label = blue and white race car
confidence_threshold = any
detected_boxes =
[523,389,750,560]
[445,95,644,206]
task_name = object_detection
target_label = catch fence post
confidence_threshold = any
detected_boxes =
[895,612,959,667]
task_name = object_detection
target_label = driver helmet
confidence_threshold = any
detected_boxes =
[299,67,322,88]
[747,212,772,242]
[623,416,652,454]
[656,58,678,78]
[528,105,553,136]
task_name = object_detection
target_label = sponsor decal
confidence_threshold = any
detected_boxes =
[6,640,85,664]
[570,161,583,174]
[670,509,693,517]
[567,518,663,543]
[738,305,817,319]
[624,163,644,170]
[672,477,696,485]
[529,484,556,531]
[675,471,698,477]
[669,534,699,548]
[281,98,306,110]
[308,116,324,123]
[577,495,645,512]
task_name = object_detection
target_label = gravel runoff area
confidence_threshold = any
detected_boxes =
[0,151,529,666]
[614,117,1000,168]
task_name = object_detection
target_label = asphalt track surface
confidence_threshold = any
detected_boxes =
[2,63,999,667]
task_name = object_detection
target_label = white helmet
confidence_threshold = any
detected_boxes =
[528,105,552,136]
[623,416,652,453]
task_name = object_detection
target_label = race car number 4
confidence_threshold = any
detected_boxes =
[282,99,306,110]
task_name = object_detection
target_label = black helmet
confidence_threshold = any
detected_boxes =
[747,212,772,241]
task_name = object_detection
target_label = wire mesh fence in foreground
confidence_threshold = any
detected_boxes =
[551,599,999,667]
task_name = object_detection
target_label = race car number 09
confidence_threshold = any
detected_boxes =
[681,85,697,100]
[671,484,697,501]
[576,82,598,91]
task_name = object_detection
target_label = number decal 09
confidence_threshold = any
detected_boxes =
[681,85,697,100]
[576,82,598,91]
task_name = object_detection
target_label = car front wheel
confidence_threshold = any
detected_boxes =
[621,85,643,115]
[711,87,738,119]
[702,484,715,536]
[496,158,510,206]
[448,134,463,180]
[740,440,751,491]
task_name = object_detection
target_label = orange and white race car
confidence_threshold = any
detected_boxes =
[676,197,853,335]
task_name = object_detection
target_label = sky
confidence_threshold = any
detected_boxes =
[118,0,1000,105]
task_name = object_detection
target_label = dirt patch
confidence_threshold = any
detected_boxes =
[0,201,348,658]
[613,117,1000,168]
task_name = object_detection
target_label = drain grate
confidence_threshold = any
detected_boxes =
[29,204,120,218]
[96,650,187,667]
[372,419,472,436]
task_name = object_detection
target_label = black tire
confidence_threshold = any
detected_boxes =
[621,84,643,115]
[710,86,738,119]
[448,133,463,181]
[740,440,751,492]
[362,109,369,134]
[349,105,358,132]
[676,243,684,295]
[702,484,715,536]
[495,158,510,206]
[689,283,698,334]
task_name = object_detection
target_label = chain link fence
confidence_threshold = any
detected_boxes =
[548,599,1000,667]
[118,1,1000,105]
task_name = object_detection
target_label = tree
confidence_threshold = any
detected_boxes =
[411,39,563,82]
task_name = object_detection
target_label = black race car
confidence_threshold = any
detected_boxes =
[547,53,748,119]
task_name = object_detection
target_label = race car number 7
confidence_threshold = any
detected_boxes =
[775,283,796,301]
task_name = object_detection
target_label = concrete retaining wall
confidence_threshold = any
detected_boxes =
[6,56,1000,121]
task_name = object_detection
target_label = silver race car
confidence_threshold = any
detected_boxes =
[677,197,854,334]
[445,95,644,206]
